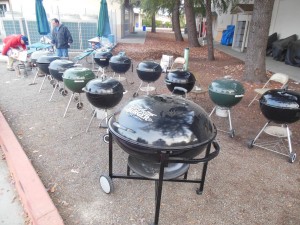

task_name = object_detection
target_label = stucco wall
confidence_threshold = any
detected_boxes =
[269,0,300,38]
[215,0,300,41]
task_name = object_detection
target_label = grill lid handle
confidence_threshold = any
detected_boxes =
[113,122,136,133]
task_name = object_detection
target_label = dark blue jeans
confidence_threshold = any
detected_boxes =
[56,48,68,57]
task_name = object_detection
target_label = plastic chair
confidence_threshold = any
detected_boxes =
[170,57,186,71]
[248,73,289,107]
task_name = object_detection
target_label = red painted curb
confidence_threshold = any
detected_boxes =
[0,111,64,225]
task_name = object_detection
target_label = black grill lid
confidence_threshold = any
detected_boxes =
[94,51,113,59]
[137,61,162,72]
[109,54,131,64]
[37,55,60,64]
[109,94,216,149]
[84,78,124,95]
[260,89,300,109]
[165,70,196,84]
[49,59,75,71]
[209,78,245,95]
[259,89,300,124]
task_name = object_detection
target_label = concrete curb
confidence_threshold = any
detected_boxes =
[0,111,64,225]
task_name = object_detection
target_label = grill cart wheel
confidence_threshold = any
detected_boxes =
[61,90,68,96]
[99,175,114,194]
[247,140,254,149]
[77,102,83,109]
[50,79,56,85]
[289,152,296,163]
[103,134,109,143]
[133,92,138,98]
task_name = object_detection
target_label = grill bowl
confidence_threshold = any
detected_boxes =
[208,78,245,108]
[37,55,60,74]
[165,70,196,94]
[83,78,124,109]
[260,89,300,124]
[108,94,217,162]
[109,54,131,74]
[49,59,75,82]
[136,61,162,82]
[62,67,96,93]
[93,51,113,68]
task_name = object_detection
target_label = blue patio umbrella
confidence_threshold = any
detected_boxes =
[97,0,111,38]
[35,0,50,35]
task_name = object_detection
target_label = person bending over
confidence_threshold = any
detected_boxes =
[2,34,28,71]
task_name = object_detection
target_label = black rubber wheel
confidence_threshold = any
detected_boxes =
[133,92,138,97]
[99,175,114,194]
[247,140,254,149]
[61,90,68,96]
[76,102,83,109]
[288,152,296,163]
[103,134,109,144]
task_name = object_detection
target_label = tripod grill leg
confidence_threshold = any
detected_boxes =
[63,93,74,118]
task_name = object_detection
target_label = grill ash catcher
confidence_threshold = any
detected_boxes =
[248,89,299,163]
[208,76,245,138]
[99,94,220,225]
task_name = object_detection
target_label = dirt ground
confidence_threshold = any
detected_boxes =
[0,31,299,225]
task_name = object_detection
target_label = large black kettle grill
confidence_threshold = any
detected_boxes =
[36,55,61,93]
[83,78,125,140]
[99,94,220,225]
[62,67,96,118]
[30,50,52,84]
[93,51,113,77]
[248,89,300,163]
[48,59,75,101]
[133,61,162,97]
[109,53,132,84]
[165,70,196,97]
[208,77,245,138]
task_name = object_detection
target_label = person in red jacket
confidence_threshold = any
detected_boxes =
[2,34,29,71]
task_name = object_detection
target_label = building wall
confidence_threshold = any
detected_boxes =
[269,0,300,38]
[214,0,300,41]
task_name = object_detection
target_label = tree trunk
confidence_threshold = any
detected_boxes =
[151,13,156,33]
[205,0,215,60]
[184,0,200,47]
[173,0,183,41]
[243,0,275,82]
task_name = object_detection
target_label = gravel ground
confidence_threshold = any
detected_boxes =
[0,32,299,225]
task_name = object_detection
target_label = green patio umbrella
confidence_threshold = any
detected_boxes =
[35,0,50,35]
[97,0,111,38]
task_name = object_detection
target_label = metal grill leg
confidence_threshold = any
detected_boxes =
[86,109,97,133]
[38,74,47,93]
[63,93,74,118]
[49,83,58,101]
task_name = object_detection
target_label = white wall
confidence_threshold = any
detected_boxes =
[269,0,300,38]
[214,0,300,40]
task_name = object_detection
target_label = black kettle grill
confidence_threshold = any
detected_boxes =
[36,55,61,93]
[165,70,196,96]
[99,94,220,225]
[83,78,125,137]
[48,59,75,101]
[62,67,96,118]
[109,53,132,83]
[134,61,162,97]
[248,89,300,163]
[93,51,113,77]
[208,77,245,137]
